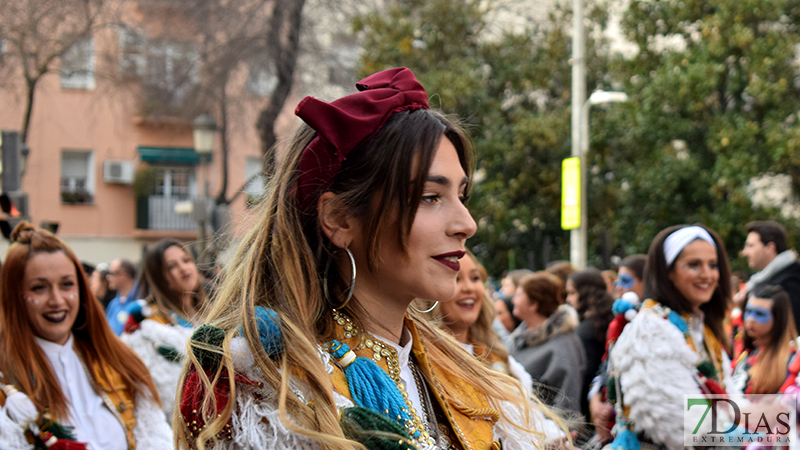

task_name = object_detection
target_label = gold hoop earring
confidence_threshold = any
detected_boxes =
[410,300,439,314]
[324,247,357,310]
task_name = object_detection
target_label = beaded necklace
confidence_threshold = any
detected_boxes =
[331,309,438,449]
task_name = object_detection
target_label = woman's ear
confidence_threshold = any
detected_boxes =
[318,192,355,249]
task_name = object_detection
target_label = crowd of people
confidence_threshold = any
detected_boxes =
[1,67,800,450]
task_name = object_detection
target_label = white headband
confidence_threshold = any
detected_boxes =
[663,226,717,266]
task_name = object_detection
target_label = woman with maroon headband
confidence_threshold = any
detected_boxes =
[175,68,566,450]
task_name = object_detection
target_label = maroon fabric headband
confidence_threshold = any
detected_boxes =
[295,67,430,213]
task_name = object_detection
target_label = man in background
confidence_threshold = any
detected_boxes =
[105,258,138,335]
[735,220,800,333]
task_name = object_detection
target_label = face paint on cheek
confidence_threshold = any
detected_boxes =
[682,264,700,275]
[68,293,76,300]
[26,297,38,304]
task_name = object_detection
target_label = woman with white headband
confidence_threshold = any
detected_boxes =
[604,224,733,450]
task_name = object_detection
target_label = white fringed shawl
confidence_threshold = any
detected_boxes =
[121,320,192,418]
[610,307,734,450]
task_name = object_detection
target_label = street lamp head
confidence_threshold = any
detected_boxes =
[193,113,218,156]
[588,90,628,105]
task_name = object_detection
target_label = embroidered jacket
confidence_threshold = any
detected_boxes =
[178,313,560,450]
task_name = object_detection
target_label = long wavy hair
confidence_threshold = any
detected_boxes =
[743,285,798,394]
[567,269,614,341]
[643,224,732,351]
[138,238,206,324]
[176,108,561,449]
[430,251,510,366]
[0,222,160,419]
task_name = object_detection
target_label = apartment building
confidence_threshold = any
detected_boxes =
[0,1,294,265]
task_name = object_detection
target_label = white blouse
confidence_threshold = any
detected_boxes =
[35,335,127,450]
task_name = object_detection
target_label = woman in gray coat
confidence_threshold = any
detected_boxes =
[508,271,587,415]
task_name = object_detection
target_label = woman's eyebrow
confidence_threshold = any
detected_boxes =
[427,175,469,187]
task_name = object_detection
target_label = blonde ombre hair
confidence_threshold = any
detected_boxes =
[175,110,564,449]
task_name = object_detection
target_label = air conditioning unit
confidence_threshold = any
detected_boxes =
[103,160,135,184]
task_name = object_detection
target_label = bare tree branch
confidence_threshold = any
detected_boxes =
[258,0,305,176]
[0,0,109,142]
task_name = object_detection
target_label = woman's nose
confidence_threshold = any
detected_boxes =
[449,201,477,240]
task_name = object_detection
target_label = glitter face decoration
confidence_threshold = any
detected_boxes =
[23,252,81,345]
[681,264,701,275]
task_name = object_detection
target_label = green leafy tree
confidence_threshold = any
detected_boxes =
[589,0,800,268]
[354,0,610,276]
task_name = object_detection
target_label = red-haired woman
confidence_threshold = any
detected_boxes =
[0,222,171,450]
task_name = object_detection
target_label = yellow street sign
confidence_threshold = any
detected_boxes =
[561,157,580,230]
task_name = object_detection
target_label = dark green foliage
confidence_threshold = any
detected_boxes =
[354,0,800,276]
[40,413,78,440]
[354,0,610,275]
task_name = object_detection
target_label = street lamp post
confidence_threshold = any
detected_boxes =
[570,0,586,272]
[192,113,217,260]
[572,90,628,269]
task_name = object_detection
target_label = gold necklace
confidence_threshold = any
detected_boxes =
[331,309,436,448]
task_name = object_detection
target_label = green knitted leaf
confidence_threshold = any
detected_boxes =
[340,407,416,450]
[696,360,717,379]
[190,324,225,369]
[156,345,182,362]
[606,375,617,403]
[40,414,78,440]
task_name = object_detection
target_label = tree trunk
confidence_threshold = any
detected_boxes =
[21,77,39,144]
[217,81,229,205]
[257,0,305,177]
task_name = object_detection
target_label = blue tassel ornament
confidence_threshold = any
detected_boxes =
[327,340,421,441]
[604,423,640,450]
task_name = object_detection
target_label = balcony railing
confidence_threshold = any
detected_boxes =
[136,195,212,231]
